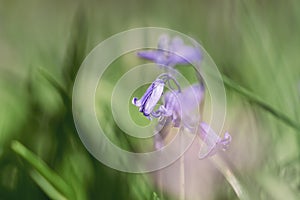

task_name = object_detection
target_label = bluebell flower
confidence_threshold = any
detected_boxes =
[198,122,232,159]
[132,79,165,119]
[161,83,204,128]
[132,74,181,119]
[137,35,202,67]
[153,84,231,158]
[133,34,231,158]
[153,84,204,150]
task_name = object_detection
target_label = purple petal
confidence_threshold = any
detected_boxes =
[169,46,202,65]
[168,36,202,65]
[170,36,184,50]
[162,84,204,127]
[218,132,232,151]
[137,50,162,62]
[179,84,204,111]
[132,79,165,119]
[198,122,232,159]
[142,80,164,116]
[137,35,202,67]
[137,50,169,66]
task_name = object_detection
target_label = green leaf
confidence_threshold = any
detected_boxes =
[30,170,67,200]
[11,140,75,200]
[38,67,71,104]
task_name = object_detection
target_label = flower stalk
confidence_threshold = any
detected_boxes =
[211,155,250,200]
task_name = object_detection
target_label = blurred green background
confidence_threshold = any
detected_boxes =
[0,0,300,199]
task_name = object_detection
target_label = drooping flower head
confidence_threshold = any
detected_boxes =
[132,73,181,120]
[198,122,232,159]
[137,35,202,67]
[162,83,204,128]
[152,83,205,151]
[132,79,164,119]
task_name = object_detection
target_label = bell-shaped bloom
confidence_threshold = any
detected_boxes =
[152,84,231,157]
[137,35,202,67]
[153,84,205,150]
[132,73,182,120]
[132,79,165,119]
[198,122,232,159]
[161,83,204,128]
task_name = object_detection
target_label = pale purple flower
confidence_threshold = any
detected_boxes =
[198,122,231,159]
[162,84,204,128]
[153,84,205,150]
[138,35,202,67]
[132,74,181,119]
[153,90,232,157]
[133,34,232,157]
[132,79,165,119]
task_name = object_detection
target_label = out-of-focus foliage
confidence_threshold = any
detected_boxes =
[0,0,299,199]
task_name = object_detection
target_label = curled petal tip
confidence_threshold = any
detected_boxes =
[219,132,232,151]
[145,115,152,121]
[224,132,232,142]
[132,97,138,105]
[198,122,232,159]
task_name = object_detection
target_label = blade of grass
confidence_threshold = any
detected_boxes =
[211,155,250,200]
[30,170,68,200]
[62,6,88,87]
[257,170,300,200]
[11,140,75,200]
[38,67,71,102]
[152,192,161,200]
[179,133,185,200]
[222,74,300,132]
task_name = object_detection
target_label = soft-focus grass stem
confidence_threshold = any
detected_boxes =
[211,155,249,200]
[222,75,300,132]
[179,154,185,200]
[179,132,185,200]
[11,141,75,200]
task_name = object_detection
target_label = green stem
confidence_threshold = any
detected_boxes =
[179,136,185,200]
[211,156,249,200]
[11,141,75,200]
[222,75,300,132]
